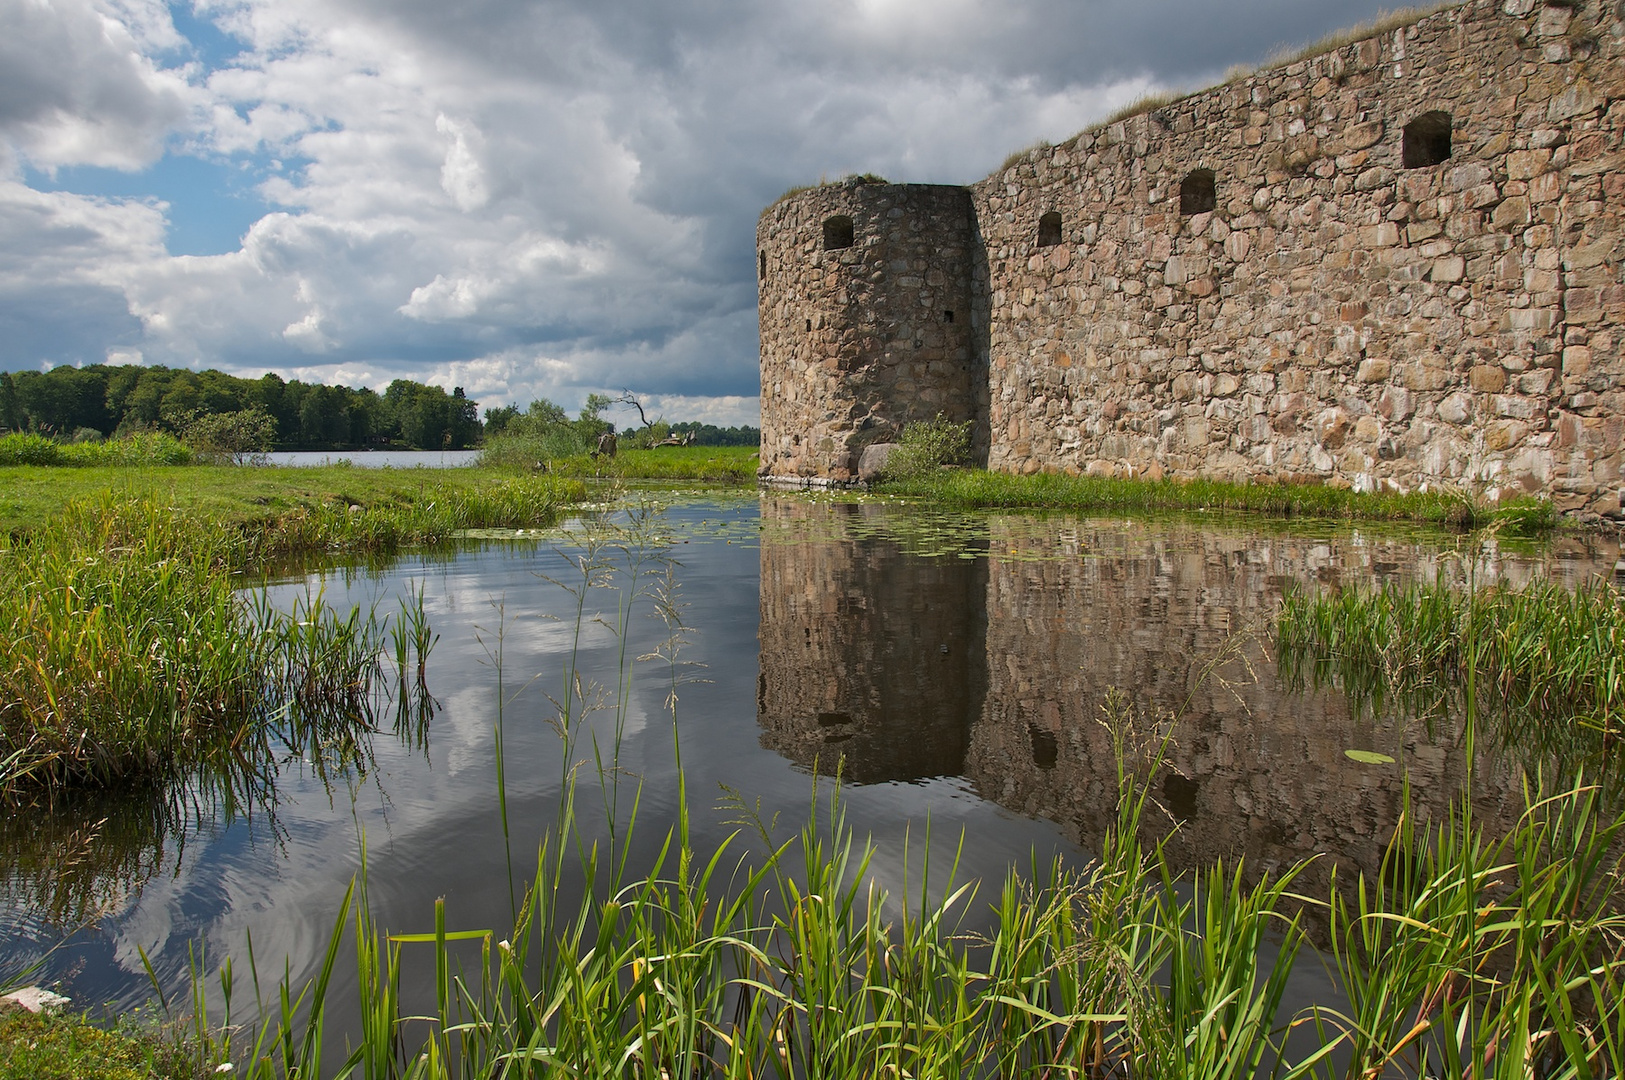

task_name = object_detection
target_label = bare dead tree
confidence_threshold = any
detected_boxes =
[612,390,653,433]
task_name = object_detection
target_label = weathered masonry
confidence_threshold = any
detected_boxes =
[757,0,1625,521]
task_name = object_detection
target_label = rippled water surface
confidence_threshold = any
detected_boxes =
[3,493,1620,1037]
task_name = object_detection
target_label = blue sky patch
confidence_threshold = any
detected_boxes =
[25,154,274,257]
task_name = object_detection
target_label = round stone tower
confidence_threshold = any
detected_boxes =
[756,179,976,485]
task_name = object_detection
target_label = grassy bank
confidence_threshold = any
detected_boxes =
[0,496,441,794]
[876,468,1558,533]
[483,444,759,484]
[0,466,585,794]
[0,465,586,549]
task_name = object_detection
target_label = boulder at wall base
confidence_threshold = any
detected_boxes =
[857,442,899,481]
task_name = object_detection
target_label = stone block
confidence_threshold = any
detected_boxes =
[1494,395,1540,420]
[1506,149,1551,180]
[1430,256,1466,283]
[1438,392,1474,425]
[1567,242,1612,270]
[1470,365,1507,393]
[1563,345,1593,376]
[1490,197,1529,231]
[1448,162,1493,192]
[1332,120,1385,154]
[1355,166,1395,192]
[1356,358,1392,382]
[856,443,899,481]
[1547,79,1601,122]
[1484,420,1527,452]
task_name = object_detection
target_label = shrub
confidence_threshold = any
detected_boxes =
[180,408,276,464]
[882,415,972,480]
[0,433,63,466]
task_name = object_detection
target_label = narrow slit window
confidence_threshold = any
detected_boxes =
[805,318,812,332]
[1037,211,1063,247]
[1402,111,1452,168]
[1180,169,1217,215]
[943,310,954,323]
[759,250,767,280]
[822,215,854,250]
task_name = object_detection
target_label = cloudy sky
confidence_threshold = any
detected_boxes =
[2,0,1405,426]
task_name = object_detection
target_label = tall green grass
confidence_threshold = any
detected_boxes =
[143,513,1625,1079]
[0,431,194,467]
[1277,577,1625,772]
[878,469,1558,534]
[0,494,439,795]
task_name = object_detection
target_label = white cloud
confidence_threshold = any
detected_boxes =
[0,0,195,174]
[435,113,488,212]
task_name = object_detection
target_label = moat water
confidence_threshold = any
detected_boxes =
[3,493,1620,1042]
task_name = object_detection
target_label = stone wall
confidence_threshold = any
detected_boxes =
[757,0,1625,520]
[756,182,977,485]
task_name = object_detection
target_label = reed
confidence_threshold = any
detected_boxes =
[1277,577,1625,771]
[0,493,444,797]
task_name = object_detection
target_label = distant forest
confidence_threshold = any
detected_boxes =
[0,364,480,450]
[0,363,760,451]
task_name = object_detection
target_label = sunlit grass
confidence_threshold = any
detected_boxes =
[879,468,1557,534]
[0,464,586,540]
[486,445,760,484]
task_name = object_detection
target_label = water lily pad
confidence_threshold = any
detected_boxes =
[1344,749,1396,765]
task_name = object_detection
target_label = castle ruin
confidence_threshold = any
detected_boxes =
[756,0,1625,521]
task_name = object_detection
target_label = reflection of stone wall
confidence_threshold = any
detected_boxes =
[757,498,1622,899]
[757,499,985,783]
[966,521,1537,898]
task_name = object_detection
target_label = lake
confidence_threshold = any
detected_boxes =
[3,492,1620,1046]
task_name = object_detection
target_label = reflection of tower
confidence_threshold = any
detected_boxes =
[756,180,976,484]
[757,499,985,783]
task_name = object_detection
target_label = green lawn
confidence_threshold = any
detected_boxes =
[517,444,759,483]
[0,464,584,538]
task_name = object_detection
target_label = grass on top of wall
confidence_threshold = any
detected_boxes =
[874,468,1557,534]
[1000,2,1461,171]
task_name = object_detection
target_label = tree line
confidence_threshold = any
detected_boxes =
[0,364,481,450]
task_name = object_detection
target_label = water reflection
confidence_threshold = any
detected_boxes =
[758,500,1622,907]
[758,500,987,783]
[3,495,1619,1031]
